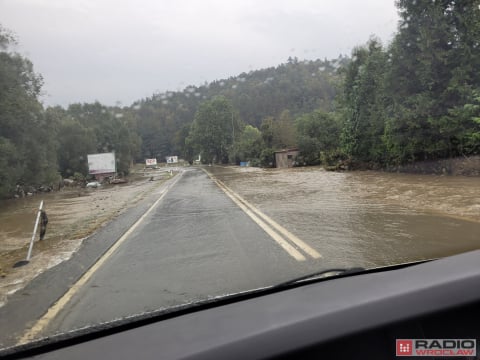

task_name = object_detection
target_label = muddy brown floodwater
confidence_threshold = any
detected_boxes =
[209,166,480,269]
[0,166,478,308]
[0,170,173,307]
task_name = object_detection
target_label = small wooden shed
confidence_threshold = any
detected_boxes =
[274,148,299,168]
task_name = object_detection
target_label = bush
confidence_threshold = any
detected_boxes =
[259,148,275,167]
[73,172,86,182]
[320,149,348,166]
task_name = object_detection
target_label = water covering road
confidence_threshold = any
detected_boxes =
[40,168,318,337]
[3,165,480,344]
[210,166,480,267]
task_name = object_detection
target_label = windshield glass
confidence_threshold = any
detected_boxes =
[0,0,479,349]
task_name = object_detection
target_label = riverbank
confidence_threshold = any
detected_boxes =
[385,155,480,176]
[0,168,175,307]
[340,155,480,176]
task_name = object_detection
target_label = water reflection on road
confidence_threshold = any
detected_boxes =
[210,166,480,268]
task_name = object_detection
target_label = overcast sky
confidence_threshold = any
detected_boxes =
[1,0,399,107]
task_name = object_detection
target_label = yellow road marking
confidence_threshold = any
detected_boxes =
[219,183,306,261]
[204,169,321,260]
[218,179,322,259]
[17,173,183,345]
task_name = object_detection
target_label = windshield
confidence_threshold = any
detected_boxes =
[0,0,479,350]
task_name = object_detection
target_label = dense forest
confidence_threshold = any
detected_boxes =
[131,55,344,164]
[1,0,479,198]
[340,0,480,166]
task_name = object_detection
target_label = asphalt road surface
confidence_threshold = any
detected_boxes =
[39,167,322,337]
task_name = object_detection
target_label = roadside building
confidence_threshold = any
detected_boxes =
[274,148,299,168]
[87,152,116,181]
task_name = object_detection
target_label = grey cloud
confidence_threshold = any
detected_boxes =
[1,0,399,107]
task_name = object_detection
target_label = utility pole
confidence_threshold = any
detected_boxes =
[231,111,235,140]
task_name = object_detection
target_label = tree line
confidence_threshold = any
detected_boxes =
[1,0,479,198]
[0,27,141,197]
[0,23,343,198]
[188,0,479,168]
[339,0,480,167]
[132,55,344,163]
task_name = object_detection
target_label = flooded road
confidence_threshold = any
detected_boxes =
[209,166,480,268]
[0,167,478,348]
[1,166,478,304]
[0,172,171,307]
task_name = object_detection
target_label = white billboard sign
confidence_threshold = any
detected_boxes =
[87,152,116,175]
[145,158,157,166]
[166,156,178,164]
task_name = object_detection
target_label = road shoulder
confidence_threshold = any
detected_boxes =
[0,174,179,349]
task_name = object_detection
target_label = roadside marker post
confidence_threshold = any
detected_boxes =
[26,200,44,263]
[13,200,44,268]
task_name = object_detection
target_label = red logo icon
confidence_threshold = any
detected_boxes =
[397,340,413,356]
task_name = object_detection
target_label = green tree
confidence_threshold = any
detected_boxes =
[384,0,480,163]
[340,38,388,163]
[0,138,21,196]
[174,123,196,163]
[188,97,240,163]
[230,125,263,164]
[0,25,59,197]
[258,110,296,150]
[296,111,341,165]
[273,110,297,149]
[65,102,140,174]
[57,118,97,177]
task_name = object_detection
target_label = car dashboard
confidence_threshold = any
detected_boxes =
[2,249,480,360]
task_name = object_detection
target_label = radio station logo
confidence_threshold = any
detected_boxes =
[396,339,476,357]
